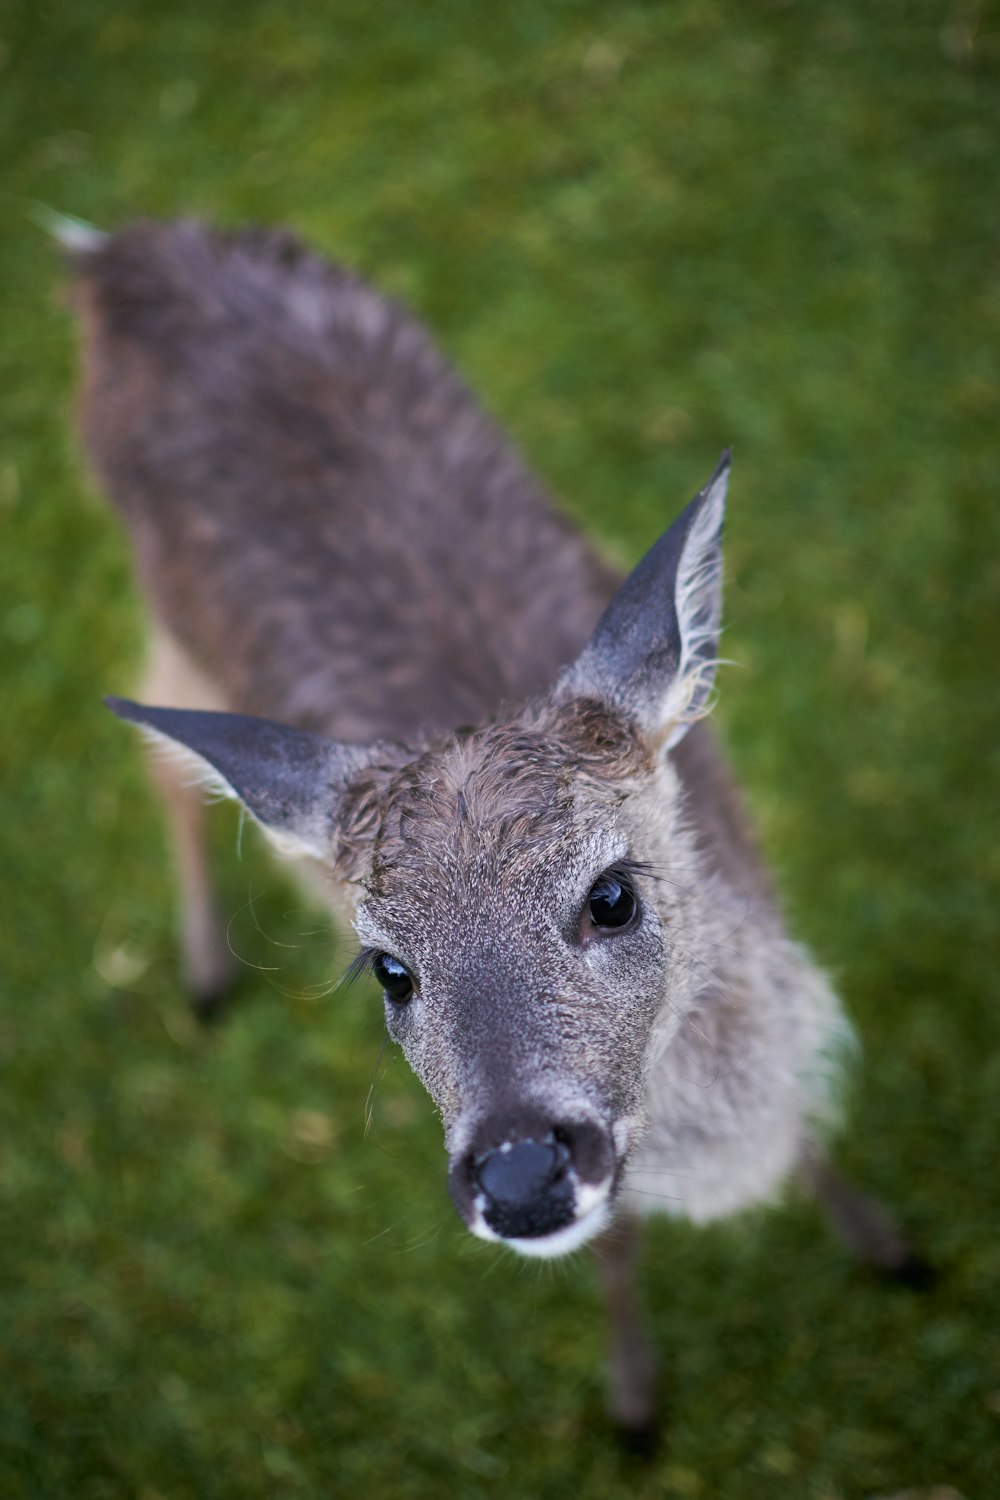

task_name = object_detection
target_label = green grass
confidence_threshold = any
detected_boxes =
[2,2,999,1496]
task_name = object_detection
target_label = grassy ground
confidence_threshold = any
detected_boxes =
[2,2,999,1496]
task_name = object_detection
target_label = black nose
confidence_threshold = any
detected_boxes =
[474,1137,574,1239]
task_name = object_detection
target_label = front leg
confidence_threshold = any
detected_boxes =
[140,625,239,1019]
[592,1214,660,1445]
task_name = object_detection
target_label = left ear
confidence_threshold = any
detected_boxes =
[558,451,729,751]
[106,697,386,860]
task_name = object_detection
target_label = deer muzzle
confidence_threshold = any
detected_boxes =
[450,1112,617,1258]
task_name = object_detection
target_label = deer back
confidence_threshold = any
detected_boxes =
[74,221,619,743]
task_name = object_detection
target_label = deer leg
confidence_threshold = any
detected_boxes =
[799,1149,932,1287]
[140,627,238,1018]
[593,1214,660,1446]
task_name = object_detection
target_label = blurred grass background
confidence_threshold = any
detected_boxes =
[2,1,999,1496]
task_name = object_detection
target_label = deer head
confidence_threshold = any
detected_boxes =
[109,454,729,1256]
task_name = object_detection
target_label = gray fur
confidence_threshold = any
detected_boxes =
[105,695,389,859]
[73,220,892,1430]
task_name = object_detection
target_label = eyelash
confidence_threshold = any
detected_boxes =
[342,947,379,988]
[599,858,652,887]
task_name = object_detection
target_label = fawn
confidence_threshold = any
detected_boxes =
[70,220,914,1437]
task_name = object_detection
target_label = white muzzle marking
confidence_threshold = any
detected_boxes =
[469,1181,613,1259]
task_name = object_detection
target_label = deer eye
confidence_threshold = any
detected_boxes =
[373,952,415,1004]
[587,868,638,932]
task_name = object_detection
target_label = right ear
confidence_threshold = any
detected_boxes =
[106,697,383,861]
[557,452,729,751]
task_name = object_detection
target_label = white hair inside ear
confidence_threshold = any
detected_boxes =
[104,696,382,863]
[556,453,730,752]
[660,460,728,748]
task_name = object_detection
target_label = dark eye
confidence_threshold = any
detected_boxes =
[587,868,638,932]
[373,952,415,1004]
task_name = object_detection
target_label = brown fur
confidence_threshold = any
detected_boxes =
[340,698,650,891]
[75,222,620,741]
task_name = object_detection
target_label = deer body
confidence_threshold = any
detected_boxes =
[73,222,879,1433]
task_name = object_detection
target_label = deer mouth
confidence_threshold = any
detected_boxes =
[471,1178,614,1259]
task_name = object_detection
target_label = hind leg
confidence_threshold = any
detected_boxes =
[800,1148,930,1285]
[140,627,238,1017]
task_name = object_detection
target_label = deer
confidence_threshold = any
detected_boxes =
[66,218,918,1442]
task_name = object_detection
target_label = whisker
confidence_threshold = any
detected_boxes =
[395,1216,449,1254]
[361,1220,404,1248]
[621,1186,706,1207]
[623,1168,705,1180]
[244,885,301,950]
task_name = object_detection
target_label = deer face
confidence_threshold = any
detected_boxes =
[344,703,693,1255]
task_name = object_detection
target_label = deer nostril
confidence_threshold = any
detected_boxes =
[473,1137,576,1239]
[475,1139,561,1205]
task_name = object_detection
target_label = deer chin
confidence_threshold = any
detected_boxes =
[468,1182,614,1258]
[507,1198,613,1258]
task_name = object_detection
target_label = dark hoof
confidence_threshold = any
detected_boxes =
[614,1414,662,1460]
[185,952,242,1025]
[189,972,241,1025]
[882,1252,938,1292]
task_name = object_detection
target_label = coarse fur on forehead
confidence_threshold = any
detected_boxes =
[335,697,654,902]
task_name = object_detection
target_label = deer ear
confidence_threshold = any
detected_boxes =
[106,698,378,860]
[560,452,730,751]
